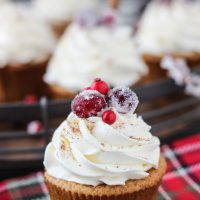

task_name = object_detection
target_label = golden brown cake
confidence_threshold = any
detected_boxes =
[0,60,48,102]
[142,53,200,81]
[51,21,71,38]
[45,156,166,200]
[47,84,77,100]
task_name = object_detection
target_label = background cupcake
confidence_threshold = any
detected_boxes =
[136,0,200,80]
[32,0,99,37]
[44,9,148,99]
[0,3,57,102]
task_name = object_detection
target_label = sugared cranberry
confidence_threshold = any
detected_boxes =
[102,110,116,125]
[90,78,109,95]
[84,86,91,90]
[101,12,116,26]
[71,90,106,118]
[23,94,38,104]
[107,86,138,114]
[27,121,43,135]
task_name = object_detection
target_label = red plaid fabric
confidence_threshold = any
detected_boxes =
[0,172,49,200]
[0,133,200,200]
[158,133,200,200]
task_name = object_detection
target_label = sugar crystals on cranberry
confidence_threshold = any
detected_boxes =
[107,86,138,114]
[71,90,106,118]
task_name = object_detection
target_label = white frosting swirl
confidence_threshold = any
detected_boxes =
[44,23,148,92]
[44,111,160,186]
[32,0,98,24]
[0,4,57,67]
[136,0,200,54]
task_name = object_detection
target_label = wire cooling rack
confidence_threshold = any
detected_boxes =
[0,70,200,180]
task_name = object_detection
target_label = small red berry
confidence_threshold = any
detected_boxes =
[90,78,109,95]
[23,94,38,104]
[102,110,116,125]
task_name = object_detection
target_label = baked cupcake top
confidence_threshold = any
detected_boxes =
[44,80,160,186]
[44,9,148,92]
[136,0,200,54]
[0,3,57,67]
[32,0,99,25]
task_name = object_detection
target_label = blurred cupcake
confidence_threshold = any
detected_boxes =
[44,9,148,99]
[32,0,99,37]
[136,0,200,80]
[0,4,57,102]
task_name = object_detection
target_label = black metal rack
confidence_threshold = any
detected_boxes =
[0,73,200,180]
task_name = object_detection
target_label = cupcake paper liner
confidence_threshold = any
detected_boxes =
[142,52,200,83]
[48,84,77,100]
[45,156,166,200]
[0,60,48,102]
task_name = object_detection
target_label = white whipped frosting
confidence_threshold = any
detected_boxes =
[32,0,98,24]
[44,23,148,92]
[0,4,57,67]
[44,111,160,186]
[136,0,200,54]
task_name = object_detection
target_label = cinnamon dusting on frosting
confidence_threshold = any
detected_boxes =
[67,120,80,135]
[60,134,71,152]
[86,122,94,132]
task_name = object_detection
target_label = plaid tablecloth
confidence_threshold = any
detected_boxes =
[0,133,200,200]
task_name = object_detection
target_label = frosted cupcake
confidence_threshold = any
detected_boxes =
[44,79,166,200]
[32,0,99,37]
[136,0,200,79]
[44,9,148,99]
[0,4,57,102]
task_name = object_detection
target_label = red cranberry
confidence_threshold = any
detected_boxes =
[27,121,43,135]
[101,14,115,26]
[90,78,109,95]
[107,86,138,114]
[23,94,38,104]
[102,110,116,125]
[71,90,106,118]
[84,86,91,90]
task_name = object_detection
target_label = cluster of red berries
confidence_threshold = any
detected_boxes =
[71,79,138,125]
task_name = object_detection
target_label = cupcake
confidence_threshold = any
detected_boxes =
[32,0,99,37]
[136,0,200,80]
[0,4,57,102]
[44,9,148,99]
[44,79,166,200]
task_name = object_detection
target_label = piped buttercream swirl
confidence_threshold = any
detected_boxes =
[44,23,148,92]
[136,0,200,54]
[44,111,160,186]
[32,0,99,24]
[0,3,57,67]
